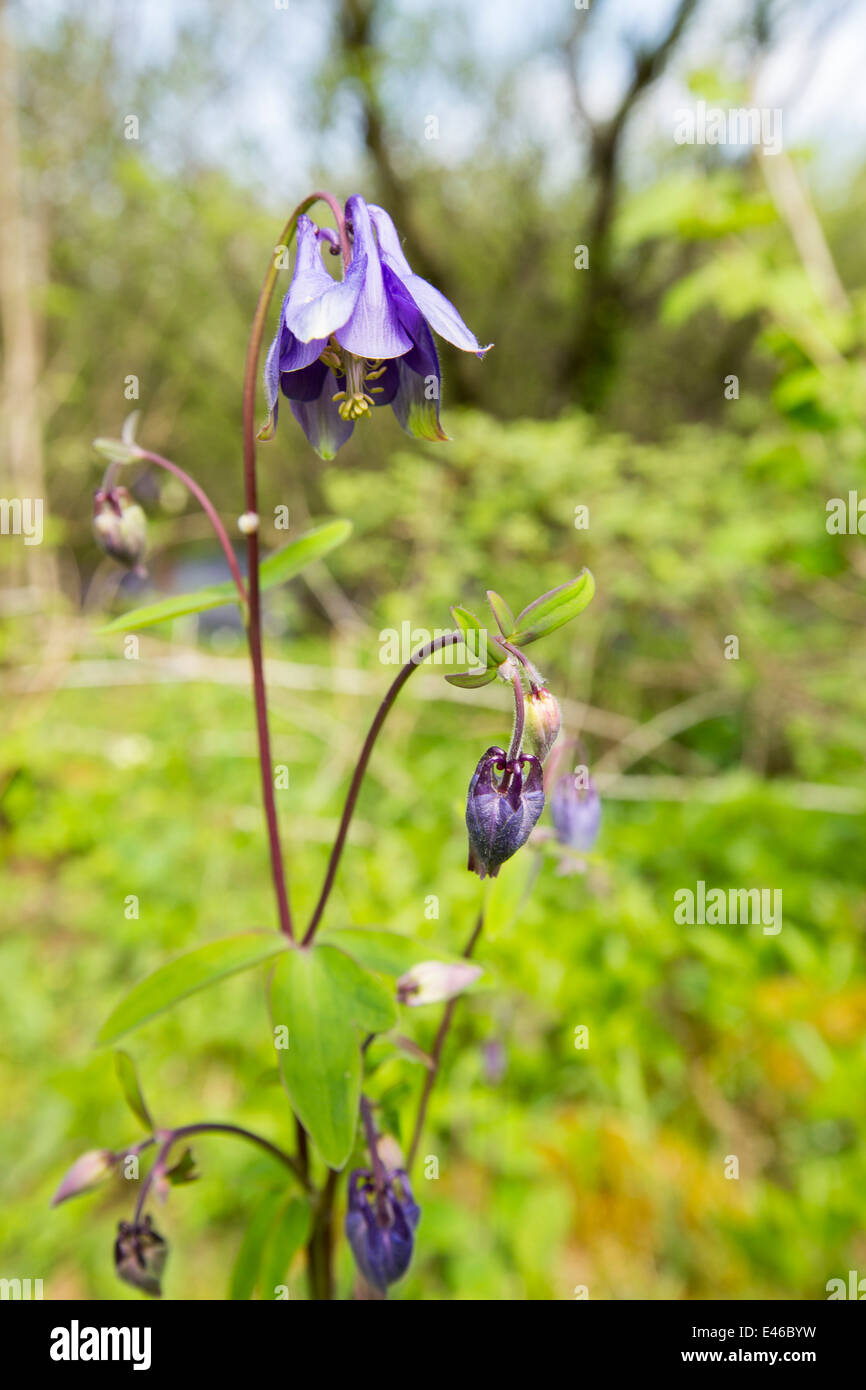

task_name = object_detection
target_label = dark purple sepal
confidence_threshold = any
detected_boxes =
[465,746,545,879]
[113,1215,168,1297]
[345,1168,420,1293]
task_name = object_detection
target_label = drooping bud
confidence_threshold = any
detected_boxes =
[465,746,545,879]
[397,960,482,1007]
[345,1169,420,1293]
[92,486,147,574]
[52,1149,117,1206]
[551,768,601,853]
[523,684,561,764]
[114,1215,168,1297]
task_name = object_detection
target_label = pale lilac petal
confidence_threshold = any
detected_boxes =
[264,312,286,417]
[369,203,492,358]
[280,331,327,373]
[284,215,366,343]
[335,195,412,360]
[399,275,491,357]
[367,204,413,279]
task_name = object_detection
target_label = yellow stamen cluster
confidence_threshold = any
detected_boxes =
[320,339,388,421]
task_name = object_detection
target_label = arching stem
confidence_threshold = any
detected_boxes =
[239,191,351,941]
[302,630,464,944]
[131,447,247,606]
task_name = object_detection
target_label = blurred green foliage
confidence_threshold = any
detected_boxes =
[2,0,866,1301]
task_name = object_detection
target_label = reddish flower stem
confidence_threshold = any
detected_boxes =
[302,630,464,944]
[132,1121,308,1224]
[133,448,247,606]
[406,907,485,1171]
[507,667,525,761]
[238,191,353,941]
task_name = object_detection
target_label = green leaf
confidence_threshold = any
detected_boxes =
[510,570,595,645]
[229,1189,284,1300]
[323,928,464,978]
[259,1197,311,1299]
[259,519,351,587]
[486,590,515,636]
[93,437,140,464]
[113,1050,154,1131]
[97,583,240,634]
[97,932,289,1044]
[316,943,397,1032]
[269,946,362,1169]
[165,1147,198,1186]
[97,520,352,634]
[444,668,498,689]
[449,605,504,670]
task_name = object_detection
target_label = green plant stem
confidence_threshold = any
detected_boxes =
[406,907,485,1171]
[303,630,464,944]
[307,1168,339,1300]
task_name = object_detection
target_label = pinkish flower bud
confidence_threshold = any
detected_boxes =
[92,486,147,573]
[51,1149,117,1206]
[397,960,482,1007]
[523,684,561,764]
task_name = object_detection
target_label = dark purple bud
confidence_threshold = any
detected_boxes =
[114,1215,167,1297]
[92,486,147,573]
[551,769,601,852]
[345,1168,420,1293]
[465,746,545,879]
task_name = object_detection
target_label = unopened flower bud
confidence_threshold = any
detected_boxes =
[523,684,561,763]
[92,487,147,574]
[397,960,482,1007]
[551,769,601,853]
[237,511,259,535]
[465,745,545,879]
[52,1149,116,1206]
[114,1215,168,1297]
[345,1169,420,1293]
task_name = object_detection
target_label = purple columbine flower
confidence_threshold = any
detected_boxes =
[345,1168,420,1293]
[465,746,545,879]
[263,195,491,458]
[551,771,602,853]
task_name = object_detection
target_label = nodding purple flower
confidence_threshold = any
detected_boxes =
[114,1216,167,1297]
[465,746,545,879]
[345,1168,420,1293]
[263,195,491,458]
[551,770,601,853]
